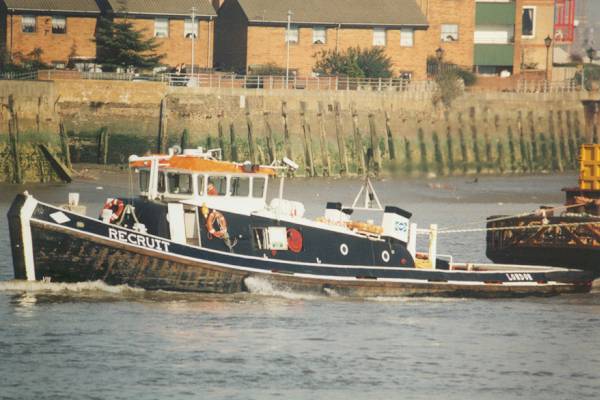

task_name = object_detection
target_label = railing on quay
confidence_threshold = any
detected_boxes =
[0,69,584,94]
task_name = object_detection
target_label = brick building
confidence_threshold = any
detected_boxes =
[0,0,100,68]
[104,0,217,70]
[473,0,555,78]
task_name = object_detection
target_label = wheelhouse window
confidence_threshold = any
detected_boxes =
[21,15,36,33]
[230,176,250,197]
[52,16,66,34]
[400,28,414,47]
[184,18,198,38]
[157,172,166,193]
[312,26,326,44]
[139,170,150,192]
[252,177,266,198]
[155,18,169,38]
[167,173,193,195]
[207,176,227,196]
[286,25,299,43]
[373,28,386,46]
[522,7,535,38]
[441,24,458,42]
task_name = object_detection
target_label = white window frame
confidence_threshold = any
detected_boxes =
[286,24,299,43]
[184,17,198,38]
[51,15,66,34]
[154,17,169,38]
[21,15,36,33]
[521,6,536,39]
[373,27,386,46]
[400,28,414,47]
[312,26,326,44]
[441,24,459,42]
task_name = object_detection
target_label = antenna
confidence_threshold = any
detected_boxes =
[349,176,383,211]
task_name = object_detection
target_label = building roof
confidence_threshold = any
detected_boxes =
[1,0,100,13]
[236,0,428,27]
[105,0,217,17]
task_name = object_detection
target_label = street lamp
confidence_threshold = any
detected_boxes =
[544,35,552,81]
[190,7,196,78]
[435,47,444,75]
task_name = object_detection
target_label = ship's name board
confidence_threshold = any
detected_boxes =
[108,228,170,252]
[505,273,533,281]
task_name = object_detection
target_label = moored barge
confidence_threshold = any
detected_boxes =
[487,144,600,275]
[8,147,593,297]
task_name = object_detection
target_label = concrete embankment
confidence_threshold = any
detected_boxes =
[0,79,596,181]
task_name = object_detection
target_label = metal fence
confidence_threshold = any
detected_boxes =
[0,68,584,94]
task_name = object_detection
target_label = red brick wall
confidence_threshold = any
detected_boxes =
[118,16,215,69]
[4,13,98,64]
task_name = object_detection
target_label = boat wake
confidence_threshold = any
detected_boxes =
[365,296,465,303]
[0,279,144,295]
[244,276,324,300]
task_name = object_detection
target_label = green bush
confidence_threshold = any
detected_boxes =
[573,64,600,90]
[314,47,393,78]
[248,63,287,76]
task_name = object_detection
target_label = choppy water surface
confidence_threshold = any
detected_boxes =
[1,172,599,399]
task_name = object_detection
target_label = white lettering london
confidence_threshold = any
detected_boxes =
[108,228,171,252]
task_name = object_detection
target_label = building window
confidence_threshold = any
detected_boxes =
[286,25,299,43]
[373,28,386,46]
[184,18,198,38]
[400,28,414,47]
[312,26,326,44]
[51,16,66,34]
[155,18,169,38]
[21,15,36,33]
[441,24,458,42]
[522,7,535,38]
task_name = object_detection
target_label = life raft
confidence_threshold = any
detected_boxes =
[102,198,125,224]
[206,210,228,239]
[287,228,303,253]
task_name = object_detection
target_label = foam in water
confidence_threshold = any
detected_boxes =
[244,276,322,300]
[365,296,465,303]
[0,279,144,295]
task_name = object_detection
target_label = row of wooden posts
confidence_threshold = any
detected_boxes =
[153,98,589,177]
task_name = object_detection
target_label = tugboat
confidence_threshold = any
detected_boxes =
[8,147,593,297]
[487,144,600,274]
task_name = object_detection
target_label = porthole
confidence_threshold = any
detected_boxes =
[381,250,390,263]
[340,243,349,256]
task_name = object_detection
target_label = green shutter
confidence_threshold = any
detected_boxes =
[476,2,516,26]
[474,44,514,66]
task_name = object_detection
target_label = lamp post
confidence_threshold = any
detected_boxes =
[285,10,292,89]
[544,35,552,82]
[435,47,444,75]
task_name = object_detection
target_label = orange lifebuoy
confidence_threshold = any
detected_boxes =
[206,210,228,239]
[287,228,303,253]
[102,199,125,223]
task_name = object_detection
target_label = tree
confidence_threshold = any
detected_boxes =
[95,17,164,71]
[314,47,393,78]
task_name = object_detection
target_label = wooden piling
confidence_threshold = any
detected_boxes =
[403,137,413,175]
[7,108,22,184]
[217,111,226,157]
[548,111,562,172]
[527,111,538,170]
[180,128,189,150]
[281,101,293,160]
[556,110,568,167]
[566,110,576,168]
[418,127,428,174]
[368,113,382,176]
[36,96,42,134]
[385,111,396,161]
[97,127,110,165]
[444,111,454,174]
[496,139,505,174]
[263,111,276,163]
[334,102,348,176]
[457,112,468,174]
[59,120,72,170]
[483,108,492,171]
[469,107,481,174]
[432,131,444,176]
[507,125,517,172]
[300,101,315,177]
[351,104,366,175]
[245,106,257,164]
[158,96,168,153]
[317,102,331,176]
[229,122,238,162]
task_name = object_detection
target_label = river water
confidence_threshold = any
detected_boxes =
[1,172,599,399]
